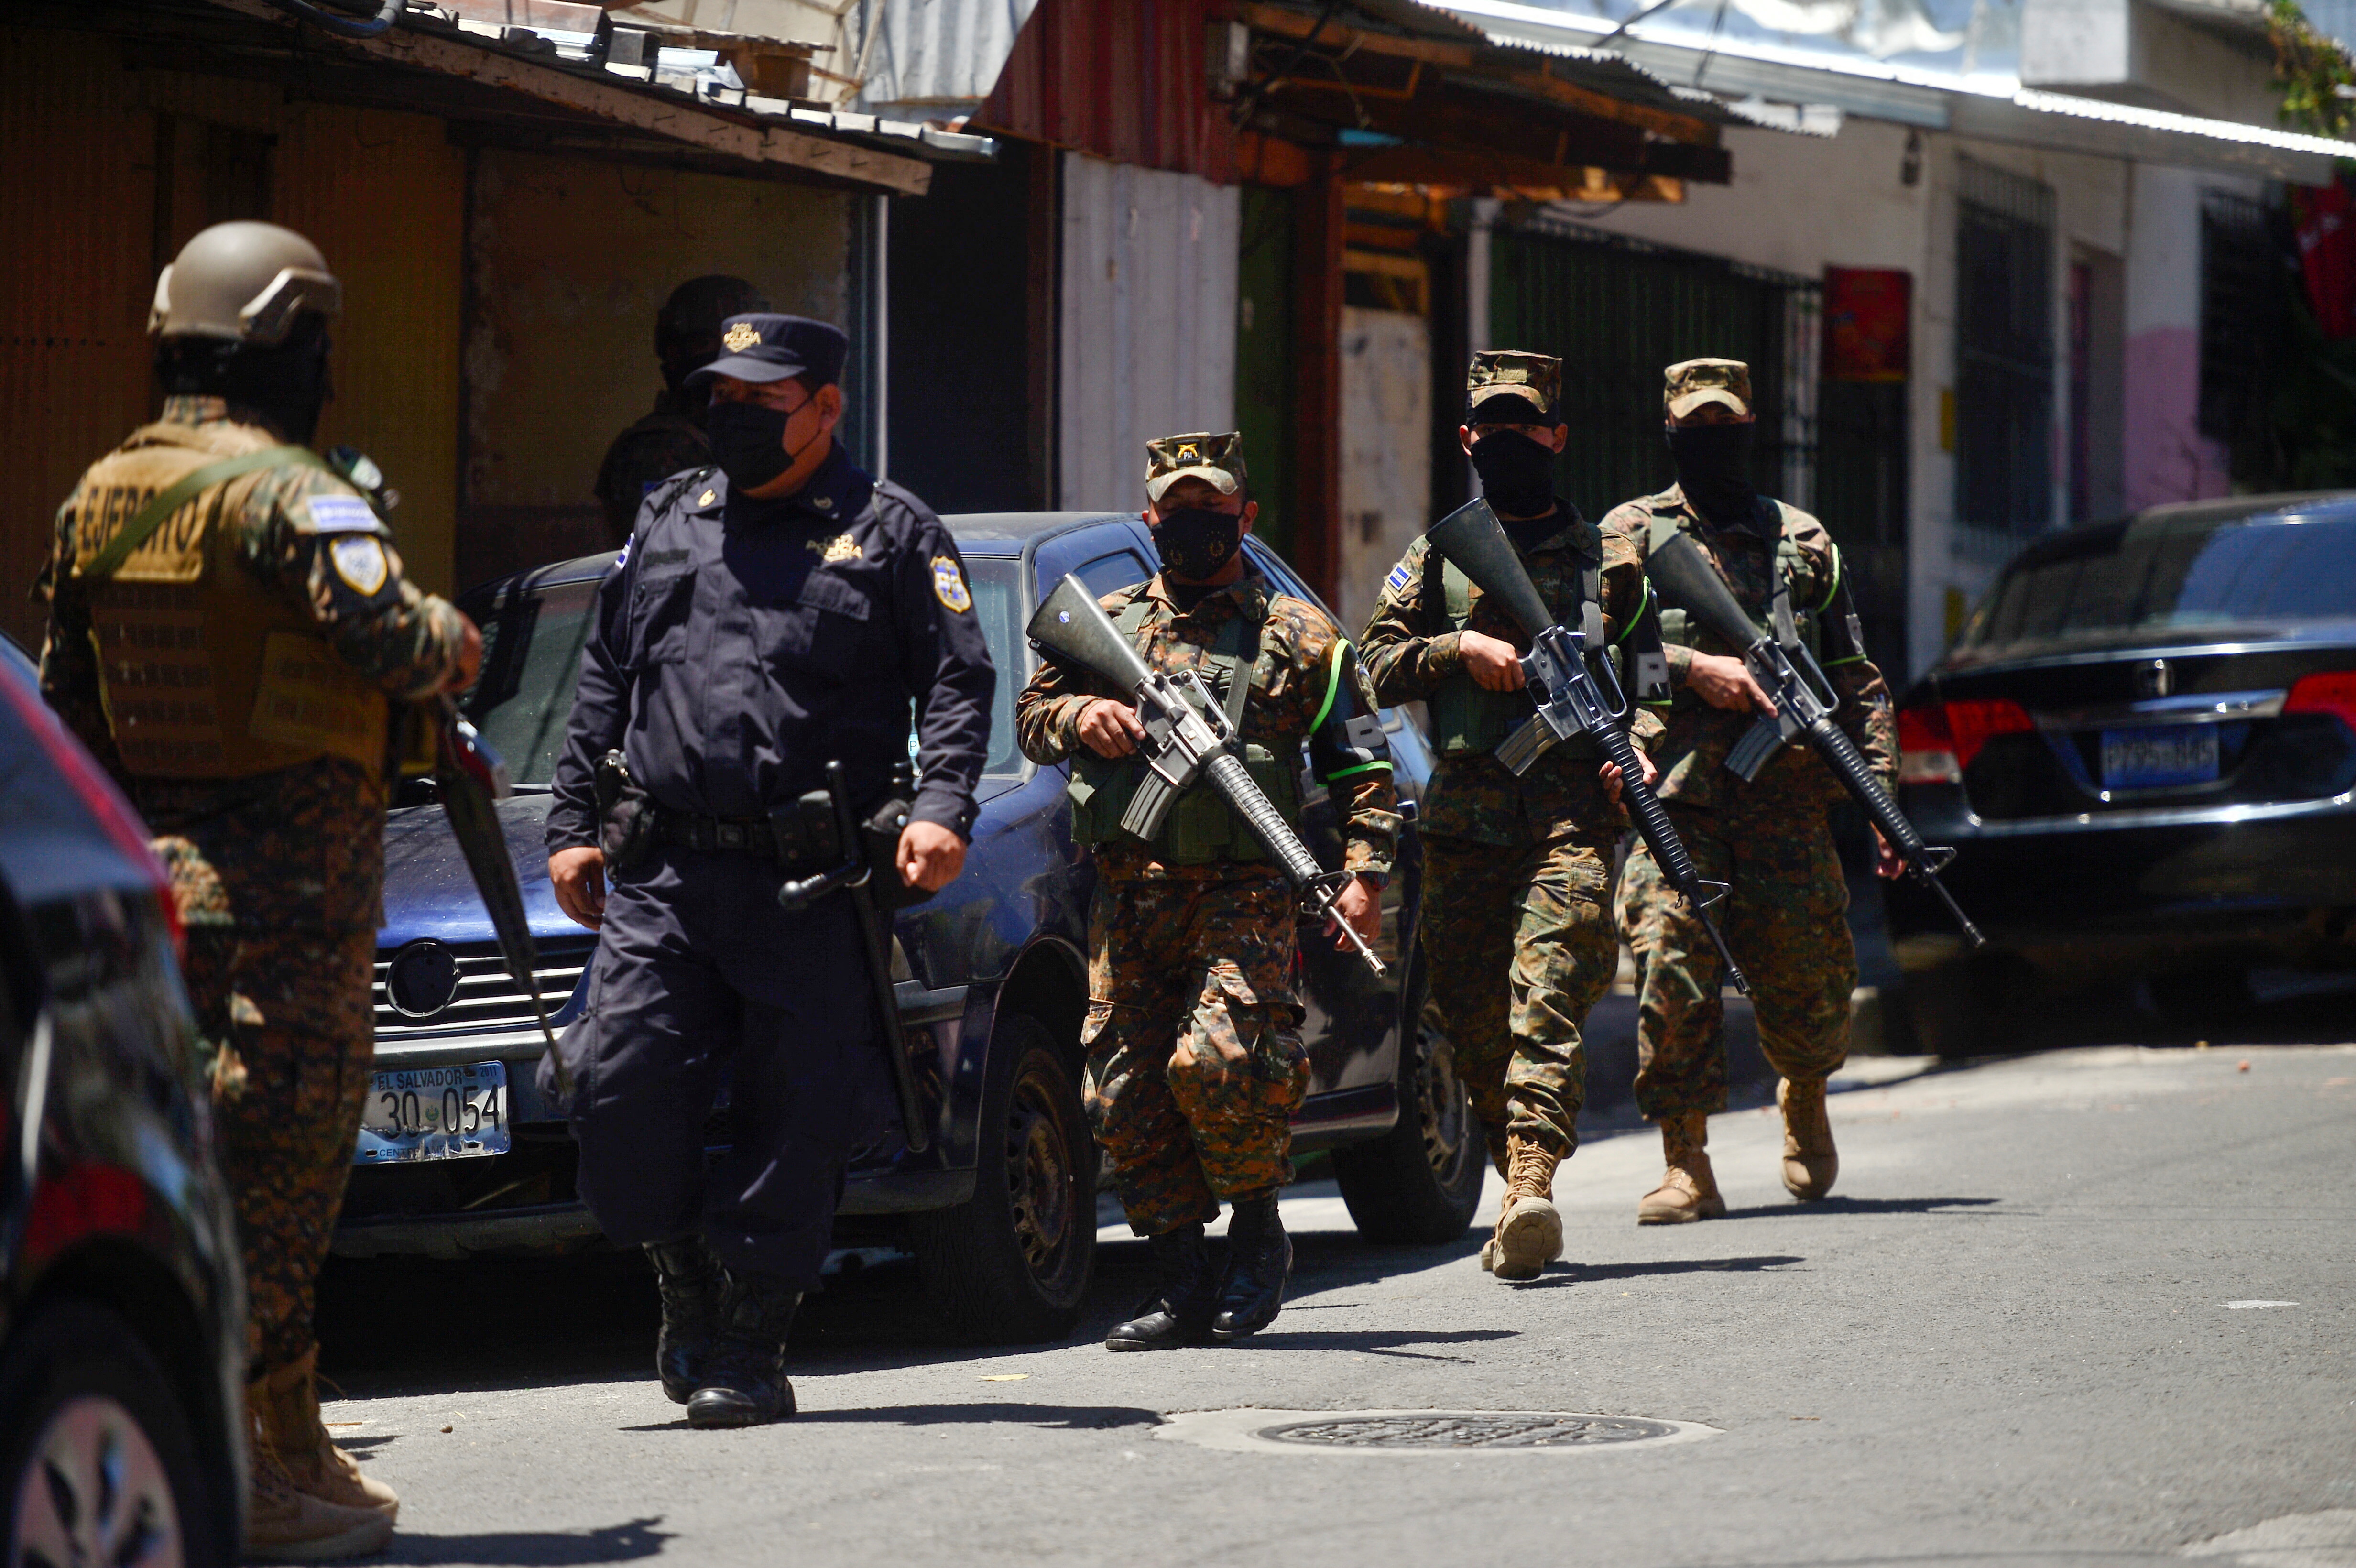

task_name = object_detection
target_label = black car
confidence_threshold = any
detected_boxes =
[336,514,1483,1341]
[1887,493,2356,1047]
[0,634,246,1567]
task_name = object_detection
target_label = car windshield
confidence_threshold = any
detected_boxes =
[460,554,1031,788]
[1961,511,2356,652]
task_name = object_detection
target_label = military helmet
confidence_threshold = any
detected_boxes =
[148,222,341,345]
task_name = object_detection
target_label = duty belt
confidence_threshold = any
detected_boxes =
[650,806,821,870]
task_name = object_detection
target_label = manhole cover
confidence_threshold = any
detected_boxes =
[1154,1408,1716,1456]
[1258,1413,1677,1449]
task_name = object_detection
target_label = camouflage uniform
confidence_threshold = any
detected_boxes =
[1359,354,1662,1169]
[1600,370,1897,1123]
[1016,556,1396,1236]
[37,392,468,1373]
[594,390,712,544]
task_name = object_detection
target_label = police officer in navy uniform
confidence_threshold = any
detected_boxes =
[544,314,994,1427]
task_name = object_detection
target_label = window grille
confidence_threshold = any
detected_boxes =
[1953,157,2055,535]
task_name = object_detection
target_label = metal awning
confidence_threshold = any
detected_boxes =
[1433,0,2356,182]
[168,0,1000,195]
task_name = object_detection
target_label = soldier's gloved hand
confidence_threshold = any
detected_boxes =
[1456,630,1527,693]
[897,820,967,893]
[1328,874,1380,951]
[1076,698,1147,759]
[1683,651,1775,716]
[1599,748,1659,807]
[549,845,607,930]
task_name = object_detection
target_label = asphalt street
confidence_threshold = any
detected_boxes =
[313,1041,2356,1568]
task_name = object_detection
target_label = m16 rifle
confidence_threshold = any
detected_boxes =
[1025,574,1386,977]
[1424,501,1750,995]
[1644,528,1985,948]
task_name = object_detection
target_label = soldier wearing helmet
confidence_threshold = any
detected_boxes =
[35,220,479,1561]
[593,274,772,542]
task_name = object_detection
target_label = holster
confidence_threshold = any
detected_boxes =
[596,749,657,873]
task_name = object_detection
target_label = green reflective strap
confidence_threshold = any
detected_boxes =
[1325,760,1392,779]
[1310,639,1350,732]
[1816,544,1844,615]
[1822,653,1868,667]
[1614,577,1652,645]
[77,445,326,585]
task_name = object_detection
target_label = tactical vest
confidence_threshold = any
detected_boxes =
[68,424,388,779]
[1649,501,1825,673]
[1066,595,1303,865]
[1425,551,1609,762]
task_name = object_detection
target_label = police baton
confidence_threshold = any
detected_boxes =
[777,762,932,1154]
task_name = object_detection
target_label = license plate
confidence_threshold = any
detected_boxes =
[2099,724,2220,791]
[354,1062,509,1164]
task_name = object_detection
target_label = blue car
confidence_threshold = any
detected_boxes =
[336,514,1481,1342]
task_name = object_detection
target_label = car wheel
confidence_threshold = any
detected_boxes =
[1331,982,1483,1245]
[907,1011,1097,1344]
[0,1297,224,1568]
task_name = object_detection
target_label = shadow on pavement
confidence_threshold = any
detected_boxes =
[619,1401,1160,1434]
[1721,1196,2001,1219]
[1509,1254,1805,1288]
[377,1516,670,1565]
[1239,1327,1516,1361]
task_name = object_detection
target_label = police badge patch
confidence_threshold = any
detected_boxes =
[931,555,972,613]
[329,534,390,596]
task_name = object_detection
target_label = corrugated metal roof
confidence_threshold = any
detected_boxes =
[976,0,1237,180]
[201,0,998,188]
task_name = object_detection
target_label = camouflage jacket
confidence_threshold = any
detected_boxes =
[1359,505,1661,849]
[593,390,712,545]
[1597,484,1897,813]
[36,395,469,931]
[1015,570,1398,882]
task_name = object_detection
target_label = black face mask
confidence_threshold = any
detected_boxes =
[1667,421,1757,525]
[1151,506,1243,581]
[705,398,805,492]
[1469,430,1557,518]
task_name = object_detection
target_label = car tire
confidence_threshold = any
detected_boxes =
[907,1011,1097,1344]
[0,1296,226,1568]
[1331,978,1483,1245]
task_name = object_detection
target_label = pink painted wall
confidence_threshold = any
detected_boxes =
[2124,330,2230,511]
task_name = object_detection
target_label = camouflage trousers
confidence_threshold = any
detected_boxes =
[1083,871,1309,1236]
[156,837,374,1378]
[1422,831,1619,1162]
[1614,797,1854,1120]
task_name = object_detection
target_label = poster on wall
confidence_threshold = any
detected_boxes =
[1823,267,1912,381]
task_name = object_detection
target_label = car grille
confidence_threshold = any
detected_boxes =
[373,938,595,1039]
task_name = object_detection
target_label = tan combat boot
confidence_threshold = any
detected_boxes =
[251,1350,399,1520]
[1481,1135,1564,1281]
[1637,1111,1726,1224]
[243,1437,393,1562]
[1779,1076,1839,1200]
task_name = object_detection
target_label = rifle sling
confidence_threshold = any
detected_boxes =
[76,445,329,586]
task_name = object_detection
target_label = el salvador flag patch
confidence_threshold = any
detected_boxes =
[1384,561,1412,596]
[304,494,380,534]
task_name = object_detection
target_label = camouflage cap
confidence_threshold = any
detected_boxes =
[1145,430,1248,505]
[1664,357,1752,419]
[1465,350,1561,424]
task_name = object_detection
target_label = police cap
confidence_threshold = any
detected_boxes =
[686,314,848,390]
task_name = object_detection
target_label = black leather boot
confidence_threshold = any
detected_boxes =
[1212,1188,1292,1340]
[644,1236,727,1405]
[1104,1223,1216,1351]
[686,1274,801,1428]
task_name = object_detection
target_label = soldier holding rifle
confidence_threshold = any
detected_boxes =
[544,313,994,1427]
[1015,432,1396,1350]
[1601,358,1899,1223]
[1360,351,1669,1284]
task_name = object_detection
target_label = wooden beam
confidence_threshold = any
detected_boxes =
[1292,154,1344,606]
[1235,0,1717,147]
[203,0,932,194]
